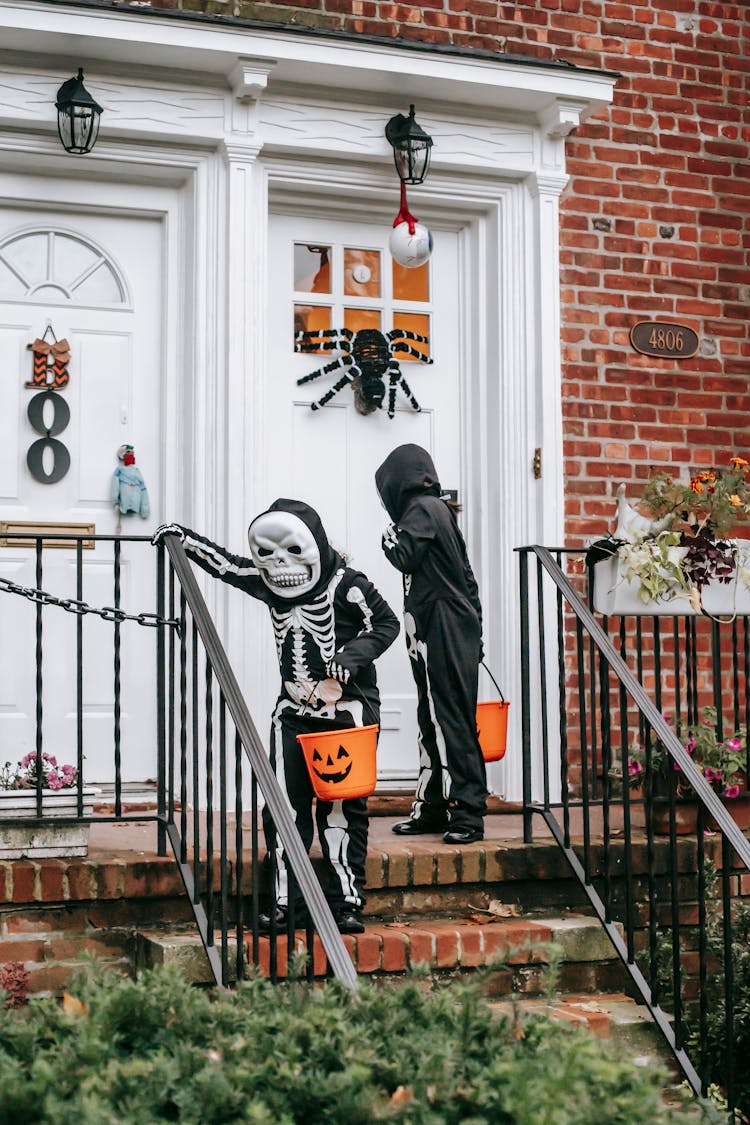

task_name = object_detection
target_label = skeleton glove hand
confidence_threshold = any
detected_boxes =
[326,659,351,685]
[152,523,186,547]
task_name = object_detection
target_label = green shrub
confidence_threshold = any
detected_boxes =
[0,959,709,1124]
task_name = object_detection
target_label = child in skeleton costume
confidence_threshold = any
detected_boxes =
[153,500,398,934]
[375,445,487,845]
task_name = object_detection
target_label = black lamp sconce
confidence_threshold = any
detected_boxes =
[384,104,433,185]
[56,69,103,154]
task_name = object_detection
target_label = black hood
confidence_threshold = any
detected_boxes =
[249,498,342,605]
[375,444,441,522]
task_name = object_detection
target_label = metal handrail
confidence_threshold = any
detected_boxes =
[518,544,750,1105]
[163,537,358,991]
[530,545,750,867]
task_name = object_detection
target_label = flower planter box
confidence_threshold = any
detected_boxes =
[592,540,750,617]
[0,788,98,859]
[649,793,750,836]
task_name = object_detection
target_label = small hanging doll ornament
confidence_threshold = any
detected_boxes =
[111,444,150,521]
[388,181,433,269]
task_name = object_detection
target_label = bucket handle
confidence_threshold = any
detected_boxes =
[481,660,505,704]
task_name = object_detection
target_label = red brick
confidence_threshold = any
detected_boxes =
[0,937,46,963]
[11,863,37,904]
[404,926,434,968]
[352,930,381,973]
[381,930,408,972]
[432,925,461,969]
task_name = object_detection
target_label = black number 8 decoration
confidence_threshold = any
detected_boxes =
[26,390,71,484]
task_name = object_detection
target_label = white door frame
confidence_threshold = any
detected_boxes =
[222,153,565,801]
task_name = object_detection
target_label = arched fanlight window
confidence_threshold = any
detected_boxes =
[0,228,127,306]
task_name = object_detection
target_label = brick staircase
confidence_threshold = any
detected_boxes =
[0,804,681,1066]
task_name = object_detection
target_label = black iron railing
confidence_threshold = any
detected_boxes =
[519,546,750,1111]
[0,532,168,844]
[160,537,357,989]
[0,532,357,990]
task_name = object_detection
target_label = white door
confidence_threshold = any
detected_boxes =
[0,207,163,783]
[265,214,462,785]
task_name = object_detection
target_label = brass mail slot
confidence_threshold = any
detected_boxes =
[0,521,96,549]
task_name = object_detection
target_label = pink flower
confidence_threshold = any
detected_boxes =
[21,753,35,768]
[726,738,742,752]
[685,737,696,754]
[628,759,644,775]
[724,785,740,799]
[704,767,723,782]
[47,776,64,791]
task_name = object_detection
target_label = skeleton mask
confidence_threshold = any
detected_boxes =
[248,511,321,599]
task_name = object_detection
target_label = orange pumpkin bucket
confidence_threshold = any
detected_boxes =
[476,664,509,763]
[297,723,379,801]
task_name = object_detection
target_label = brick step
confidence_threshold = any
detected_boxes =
[490,992,669,1056]
[136,913,627,996]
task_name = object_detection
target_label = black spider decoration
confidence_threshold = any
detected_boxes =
[295,327,433,418]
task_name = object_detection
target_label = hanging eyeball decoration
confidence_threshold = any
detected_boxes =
[389,182,433,269]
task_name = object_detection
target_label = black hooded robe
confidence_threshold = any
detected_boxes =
[375,445,487,832]
[162,500,399,912]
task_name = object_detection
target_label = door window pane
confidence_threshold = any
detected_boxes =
[294,304,331,349]
[4,233,48,285]
[344,308,381,336]
[392,313,430,362]
[344,248,381,298]
[294,244,331,294]
[392,258,429,303]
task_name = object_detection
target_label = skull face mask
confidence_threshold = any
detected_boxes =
[248,511,321,599]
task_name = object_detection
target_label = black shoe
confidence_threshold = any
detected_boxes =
[333,908,365,935]
[392,816,448,836]
[257,906,287,933]
[443,827,484,845]
[257,905,310,933]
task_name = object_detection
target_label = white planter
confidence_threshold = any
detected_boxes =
[0,788,98,859]
[593,540,750,618]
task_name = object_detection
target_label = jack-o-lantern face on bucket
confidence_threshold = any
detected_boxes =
[311,744,352,785]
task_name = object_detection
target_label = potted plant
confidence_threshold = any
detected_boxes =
[0,752,97,859]
[591,455,750,616]
[624,708,749,835]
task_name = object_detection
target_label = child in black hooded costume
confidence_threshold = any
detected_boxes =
[375,445,487,844]
[153,500,399,933]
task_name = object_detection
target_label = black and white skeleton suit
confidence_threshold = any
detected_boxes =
[375,446,487,834]
[158,500,399,913]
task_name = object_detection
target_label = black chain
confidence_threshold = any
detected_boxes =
[0,576,179,630]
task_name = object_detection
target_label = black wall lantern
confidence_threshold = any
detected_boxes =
[384,104,433,185]
[56,69,103,155]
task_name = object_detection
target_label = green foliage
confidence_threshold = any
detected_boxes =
[0,959,703,1125]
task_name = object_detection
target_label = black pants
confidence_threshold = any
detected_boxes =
[406,601,487,832]
[262,698,371,911]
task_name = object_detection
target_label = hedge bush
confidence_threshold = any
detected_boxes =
[0,959,715,1124]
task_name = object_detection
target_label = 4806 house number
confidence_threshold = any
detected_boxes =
[630,320,699,360]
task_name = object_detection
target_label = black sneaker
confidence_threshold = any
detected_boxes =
[392,815,448,835]
[257,905,310,933]
[257,906,287,934]
[333,908,365,935]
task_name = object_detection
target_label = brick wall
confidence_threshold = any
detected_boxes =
[137,0,749,547]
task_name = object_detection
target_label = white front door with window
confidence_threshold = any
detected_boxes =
[0,203,163,783]
[263,214,462,785]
